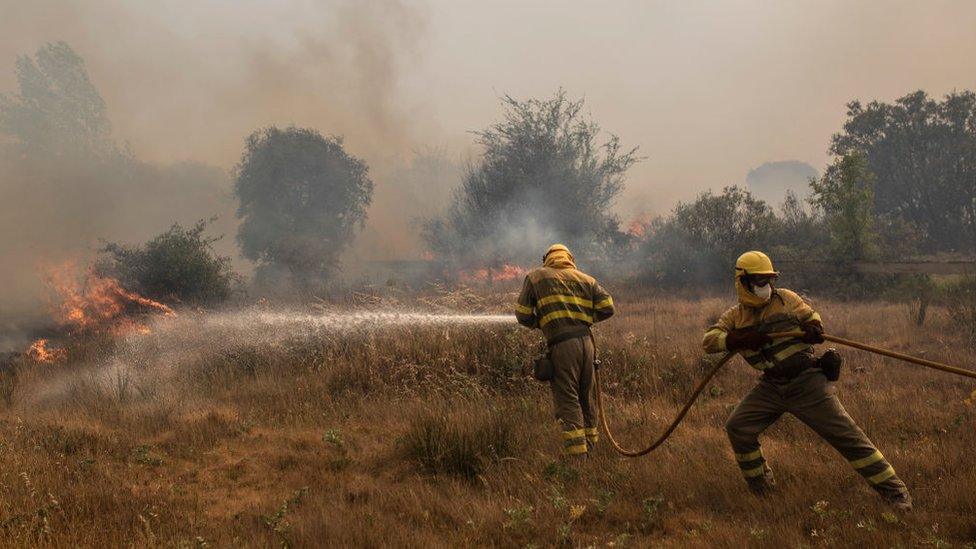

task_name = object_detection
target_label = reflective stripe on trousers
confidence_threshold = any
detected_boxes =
[724,367,908,497]
[550,336,597,455]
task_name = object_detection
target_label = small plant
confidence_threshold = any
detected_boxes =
[132,445,164,467]
[542,461,580,484]
[639,495,666,532]
[642,495,664,520]
[811,500,829,518]
[594,489,614,515]
[612,533,632,547]
[323,429,343,447]
[503,504,533,530]
[401,409,517,480]
[855,519,876,531]
[262,486,309,548]
[557,522,572,544]
[548,486,568,511]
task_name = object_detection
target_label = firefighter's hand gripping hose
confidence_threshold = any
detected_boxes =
[595,331,976,458]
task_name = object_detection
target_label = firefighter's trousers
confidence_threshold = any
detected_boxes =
[726,367,908,498]
[550,336,598,455]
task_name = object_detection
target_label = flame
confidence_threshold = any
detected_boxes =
[42,261,175,335]
[459,263,527,284]
[626,214,651,238]
[25,338,66,363]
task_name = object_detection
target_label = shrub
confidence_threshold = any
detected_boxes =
[97,219,237,306]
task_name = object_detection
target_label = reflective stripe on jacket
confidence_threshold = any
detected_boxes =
[702,288,822,370]
[515,264,614,344]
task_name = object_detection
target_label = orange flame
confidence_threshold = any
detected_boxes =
[626,214,651,238]
[25,338,66,363]
[459,263,527,284]
[42,261,175,335]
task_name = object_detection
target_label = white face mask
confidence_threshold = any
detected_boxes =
[752,284,772,300]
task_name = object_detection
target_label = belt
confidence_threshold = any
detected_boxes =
[761,353,815,382]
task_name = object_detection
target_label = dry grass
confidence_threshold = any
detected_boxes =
[0,290,974,547]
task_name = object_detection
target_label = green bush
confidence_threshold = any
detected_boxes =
[97,219,237,306]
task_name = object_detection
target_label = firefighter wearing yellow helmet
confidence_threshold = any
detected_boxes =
[702,251,913,510]
[515,244,615,458]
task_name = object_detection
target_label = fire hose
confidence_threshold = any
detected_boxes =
[595,331,976,458]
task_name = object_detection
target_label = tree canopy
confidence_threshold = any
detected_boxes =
[638,186,778,285]
[0,41,115,160]
[423,91,638,265]
[831,90,976,253]
[234,126,373,290]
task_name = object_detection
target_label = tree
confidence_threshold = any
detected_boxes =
[775,190,824,256]
[234,126,373,289]
[831,91,976,253]
[422,90,638,264]
[0,41,115,160]
[639,186,777,285]
[810,153,878,260]
[97,220,237,306]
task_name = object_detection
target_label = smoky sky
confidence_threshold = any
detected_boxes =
[2,0,976,244]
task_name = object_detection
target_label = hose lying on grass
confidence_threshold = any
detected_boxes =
[595,331,976,458]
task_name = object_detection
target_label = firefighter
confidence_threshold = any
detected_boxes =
[702,251,913,510]
[515,244,615,458]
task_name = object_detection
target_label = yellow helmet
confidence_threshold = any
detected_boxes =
[543,243,572,262]
[735,250,778,277]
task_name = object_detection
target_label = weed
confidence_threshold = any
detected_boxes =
[503,504,533,530]
[641,495,664,520]
[542,461,580,484]
[132,445,164,467]
[547,486,568,510]
[401,408,516,480]
[262,486,309,548]
[323,428,343,447]
[594,489,614,515]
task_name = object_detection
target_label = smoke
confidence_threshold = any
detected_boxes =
[346,149,462,264]
[746,161,819,208]
[0,1,435,343]
[2,1,974,328]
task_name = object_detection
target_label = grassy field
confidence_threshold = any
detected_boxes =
[0,289,973,547]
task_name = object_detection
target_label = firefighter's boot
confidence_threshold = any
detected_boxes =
[746,464,776,496]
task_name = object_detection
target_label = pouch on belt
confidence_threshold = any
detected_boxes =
[533,353,554,381]
[818,348,843,382]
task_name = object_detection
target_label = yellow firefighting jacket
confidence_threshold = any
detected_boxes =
[702,287,822,371]
[515,250,614,345]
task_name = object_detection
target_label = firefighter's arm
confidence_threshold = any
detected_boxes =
[515,276,538,328]
[702,307,737,353]
[781,289,824,343]
[592,282,614,322]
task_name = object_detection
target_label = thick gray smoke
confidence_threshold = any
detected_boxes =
[0,1,434,348]
[746,161,819,207]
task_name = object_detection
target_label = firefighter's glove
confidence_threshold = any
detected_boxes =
[726,328,772,351]
[800,323,825,344]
